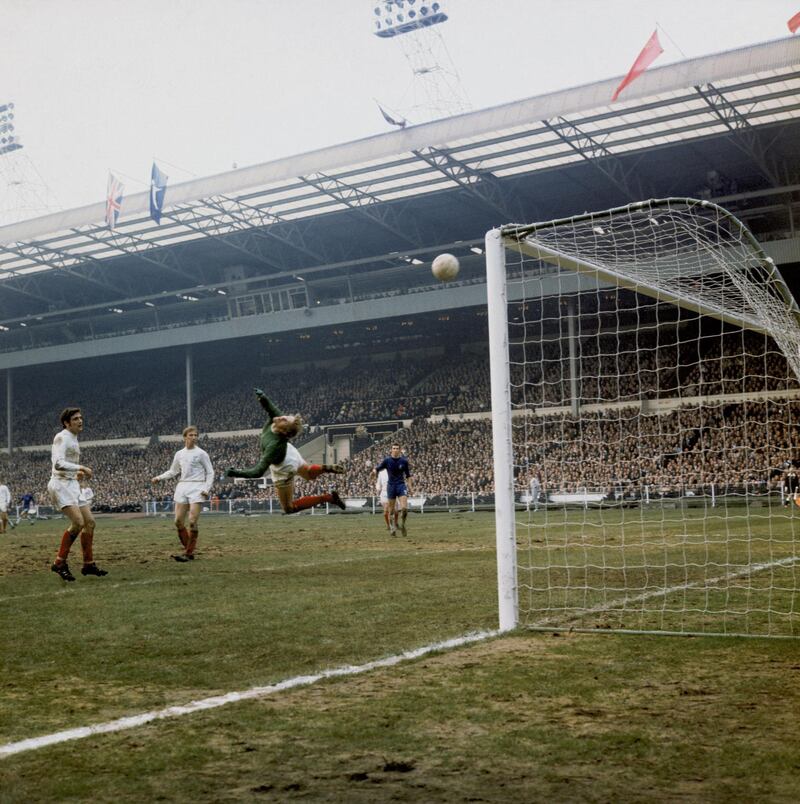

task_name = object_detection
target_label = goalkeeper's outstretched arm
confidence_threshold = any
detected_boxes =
[254,388,282,420]
[226,455,271,480]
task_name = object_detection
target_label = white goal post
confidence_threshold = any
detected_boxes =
[487,198,800,637]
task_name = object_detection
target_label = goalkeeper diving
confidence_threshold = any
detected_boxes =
[225,388,346,513]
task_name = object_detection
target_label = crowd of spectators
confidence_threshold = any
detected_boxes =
[4,394,800,512]
[4,317,800,511]
[9,327,797,448]
[509,328,797,409]
[515,397,800,498]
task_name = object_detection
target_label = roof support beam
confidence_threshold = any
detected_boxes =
[0,273,55,306]
[299,172,425,249]
[0,241,134,300]
[411,146,524,222]
[542,116,647,200]
[694,83,782,187]
[158,203,286,271]
[203,196,328,264]
[159,195,329,272]
[78,228,201,286]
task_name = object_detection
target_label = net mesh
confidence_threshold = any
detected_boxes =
[497,199,800,636]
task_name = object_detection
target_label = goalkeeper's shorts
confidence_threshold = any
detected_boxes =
[270,443,305,487]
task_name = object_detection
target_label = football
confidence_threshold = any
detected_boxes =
[431,253,460,282]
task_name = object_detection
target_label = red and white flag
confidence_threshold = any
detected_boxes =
[612,30,664,102]
[788,11,800,34]
[105,173,124,230]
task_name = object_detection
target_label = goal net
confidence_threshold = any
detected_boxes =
[486,198,800,637]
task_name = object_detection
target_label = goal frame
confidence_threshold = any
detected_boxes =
[486,198,800,634]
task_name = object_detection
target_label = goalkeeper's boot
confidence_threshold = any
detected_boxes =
[51,561,76,582]
[172,554,191,563]
[323,464,345,475]
[81,563,108,577]
[329,491,347,510]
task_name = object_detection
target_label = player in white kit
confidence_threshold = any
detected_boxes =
[49,407,107,581]
[0,479,13,533]
[151,425,214,562]
[375,468,398,532]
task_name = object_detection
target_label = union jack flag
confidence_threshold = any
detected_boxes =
[105,172,124,230]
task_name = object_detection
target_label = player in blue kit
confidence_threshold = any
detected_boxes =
[372,443,412,536]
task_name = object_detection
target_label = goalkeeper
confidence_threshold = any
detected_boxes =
[225,388,346,513]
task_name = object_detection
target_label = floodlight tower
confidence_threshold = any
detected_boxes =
[0,104,21,158]
[372,1,470,122]
[0,102,58,225]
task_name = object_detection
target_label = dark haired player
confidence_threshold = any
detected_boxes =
[48,407,107,581]
[372,443,411,536]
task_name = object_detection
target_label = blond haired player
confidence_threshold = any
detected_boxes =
[226,388,346,514]
[48,407,106,582]
[151,425,214,562]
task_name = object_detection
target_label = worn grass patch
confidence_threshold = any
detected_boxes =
[1,511,800,801]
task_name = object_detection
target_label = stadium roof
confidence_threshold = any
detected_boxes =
[0,35,798,352]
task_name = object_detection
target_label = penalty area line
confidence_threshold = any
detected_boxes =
[0,630,498,759]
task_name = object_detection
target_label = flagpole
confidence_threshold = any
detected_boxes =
[112,170,148,190]
[153,157,198,179]
[655,22,687,59]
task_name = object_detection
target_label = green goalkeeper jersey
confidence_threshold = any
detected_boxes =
[258,394,289,466]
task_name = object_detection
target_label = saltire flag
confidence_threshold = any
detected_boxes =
[149,162,168,224]
[789,11,800,34]
[377,102,407,129]
[105,173,124,230]
[611,30,664,102]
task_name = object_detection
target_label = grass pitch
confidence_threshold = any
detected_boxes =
[1,510,800,802]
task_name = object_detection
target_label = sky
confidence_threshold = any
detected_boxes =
[0,0,798,220]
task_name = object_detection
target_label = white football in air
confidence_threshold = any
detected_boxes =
[432,253,460,282]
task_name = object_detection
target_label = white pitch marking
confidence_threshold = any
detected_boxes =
[533,554,800,627]
[5,555,795,758]
[0,630,498,758]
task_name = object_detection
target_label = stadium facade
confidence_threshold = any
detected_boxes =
[1,35,799,451]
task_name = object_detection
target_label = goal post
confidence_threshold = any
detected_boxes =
[486,227,518,632]
[486,198,800,637]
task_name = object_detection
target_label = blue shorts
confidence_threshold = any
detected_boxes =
[387,481,408,500]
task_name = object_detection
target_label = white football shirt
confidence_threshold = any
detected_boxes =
[51,430,82,481]
[156,447,214,494]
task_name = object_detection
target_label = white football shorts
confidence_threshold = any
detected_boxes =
[78,487,94,508]
[270,443,305,487]
[0,504,7,514]
[48,477,82,510]
[174,481,209,505]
